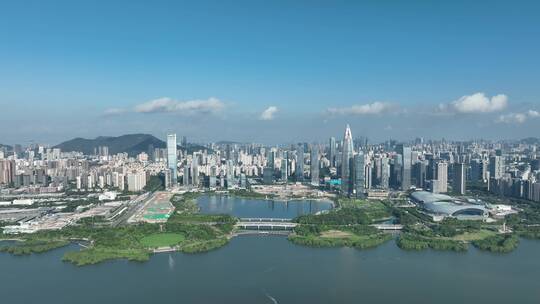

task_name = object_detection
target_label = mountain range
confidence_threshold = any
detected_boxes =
[0,144,13,151]
[54,134,209,156]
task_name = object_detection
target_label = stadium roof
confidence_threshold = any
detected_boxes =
[410,191,487,217]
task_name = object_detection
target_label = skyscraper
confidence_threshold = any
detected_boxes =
[396,144,411,190]
[191,155,199,186]
[489,155,505,180]
[226,160,235,188]
[183,164,190,186]
[281,151,289,182]
[453,162,466,195]
[0,159,16,185]
[380,158,390,190]
[167,134,177,184]
[413,160,427,189]
[436,161,448,193]
[296,144,304,182]
[329,137,336,168]
[209,166,217,188]
[353,152,366,198]
[341,125,354,194]
[310,145,319,186]
[268,150,276,169]
[470,159,483,182]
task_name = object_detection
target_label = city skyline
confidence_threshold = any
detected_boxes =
[1,1,540,144]
[3,2,540,302]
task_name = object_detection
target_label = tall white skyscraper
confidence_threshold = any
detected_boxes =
[436,161,448,193]
[341,125,354,194]
[489,155,505,180]
[167,134,177,185]
[281,151,289,182]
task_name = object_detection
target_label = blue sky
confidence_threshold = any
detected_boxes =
[1,0,540,145]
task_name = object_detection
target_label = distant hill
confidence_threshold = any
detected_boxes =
[55,134,210,156]
[0,144,12,151]
[215,140,242,145]
[521,137,540,145]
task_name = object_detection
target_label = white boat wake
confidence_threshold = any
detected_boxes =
[264,292,278,304]
[168,254,175,269]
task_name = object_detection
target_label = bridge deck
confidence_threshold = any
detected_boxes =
[239,218,293,222]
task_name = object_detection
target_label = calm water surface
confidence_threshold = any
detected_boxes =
[1,196,540,303]
[1,237,540,304]
[196,194,333,218]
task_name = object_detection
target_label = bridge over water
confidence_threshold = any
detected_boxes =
[234,218,403,231]
[236,218,297,230]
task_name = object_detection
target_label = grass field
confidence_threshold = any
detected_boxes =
[139,233,185,248]
[449,230,497,242]
[337,198,391,221]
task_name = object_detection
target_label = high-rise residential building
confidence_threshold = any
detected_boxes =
[0,159,16,185]
[310,145,319,186]
[97,146,109,157]
[147,144,155,162]
[482,160,490,182]
[453,162,466,195]
[329,137,336,167]
[296,144,304,182]
[396,144,411,190]
[489,155,505,180]
[167,134,177,184]
[127,171,146,192]
[436,161,448,193]
[353,152,366,198]
[164,169,172,188]
[341,125,354,194]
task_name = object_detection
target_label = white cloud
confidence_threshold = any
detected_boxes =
[528,110,540,118]
[134,97,225,114]
[496,109,540,124]
[497,113,527,124]
[259,106,278,120]
[103,108,127,115]
[442,93,508,113]
[327,102,396,115]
